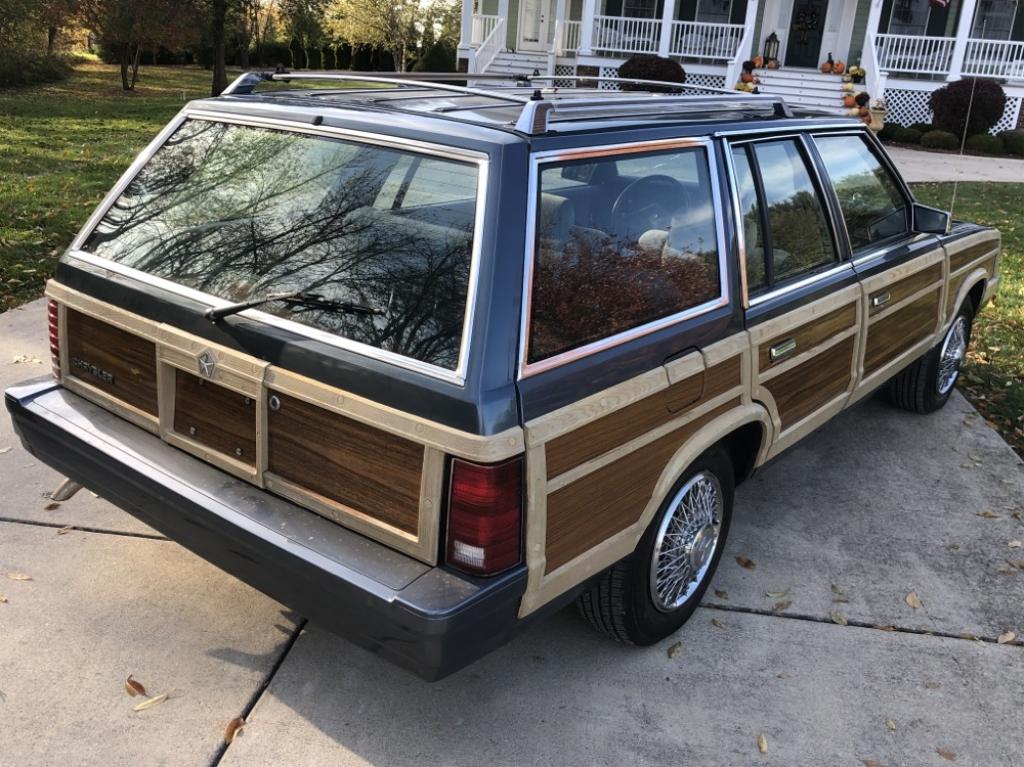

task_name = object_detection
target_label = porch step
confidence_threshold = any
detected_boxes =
[753,68,858,114]
[485,50,550,76]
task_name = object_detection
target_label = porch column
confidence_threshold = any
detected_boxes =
[657,0,676,58]
[498,0,510,51]
[742,0,759,59]
[863,0,885,53]
[460,0,474,49]
[579,0,597,55]
[553,0,568,55]
[946,0,979,81]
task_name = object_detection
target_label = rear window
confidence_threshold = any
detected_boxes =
[82,118,481,372]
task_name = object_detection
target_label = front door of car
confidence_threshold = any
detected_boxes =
[728,135,862,460]
[807,132,946,406]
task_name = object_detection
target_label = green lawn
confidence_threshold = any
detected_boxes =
[1,64,1021,454]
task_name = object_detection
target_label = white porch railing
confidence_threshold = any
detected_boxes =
[669,21,745,61]
[471,14,499,46]
[963,38,1024,79]
[874,34,956,75]
[591,15,661,55]
[474,16,505,73]
[863,30,885,103]
[559,20,582,54]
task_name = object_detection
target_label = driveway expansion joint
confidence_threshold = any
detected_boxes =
[0,516,169,541]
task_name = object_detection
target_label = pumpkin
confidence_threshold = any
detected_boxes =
[820,52,834,74]
[843,94,856,107]
[846,108,860,117]
[858,106,870,117]
[752,55,764,68]
[766,60,778,69]
[741,71,754,83]
[842,82,854,91]
[833,60,846,75]
[842,73,853,83]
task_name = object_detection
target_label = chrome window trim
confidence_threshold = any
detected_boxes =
[517,137,731,379]
[66,108,491,386]
[721,139,750,309]
[726,133,849,307]
[713,120,857,139]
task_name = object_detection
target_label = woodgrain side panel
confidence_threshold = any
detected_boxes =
[946,269,971,321]
[757,304,857,370]
[864,288,942,376]
[949,240,997,272]
[544,399,737,573]
[267,392,423,535]
[543,355,740,481]
[763,336,855,429]
[868,262,942,317]
[173,371,257,465]
[65,309,158,415]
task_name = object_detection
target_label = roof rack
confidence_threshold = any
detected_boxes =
[220,70,795,136]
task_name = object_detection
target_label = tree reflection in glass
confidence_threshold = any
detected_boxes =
[84,119,480,371]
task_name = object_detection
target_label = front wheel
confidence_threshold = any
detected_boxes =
[577,447,734,645]
[888,300,974,414]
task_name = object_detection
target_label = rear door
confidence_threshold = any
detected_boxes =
[808,131,945,404]
[728,134,862,459]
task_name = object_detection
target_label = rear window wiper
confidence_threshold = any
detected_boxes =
[205,291,379,322]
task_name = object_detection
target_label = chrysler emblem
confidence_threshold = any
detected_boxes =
[197,350,217,379]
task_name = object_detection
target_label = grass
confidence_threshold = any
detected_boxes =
[0,64,1021,453]
[912,182,1024,457]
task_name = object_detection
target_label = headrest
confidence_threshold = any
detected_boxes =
[539,192,575,243]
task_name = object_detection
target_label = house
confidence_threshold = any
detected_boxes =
[456,0,1024,132]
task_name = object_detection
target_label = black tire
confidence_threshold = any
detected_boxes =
[888,299,974,414]
[577,447,734,645]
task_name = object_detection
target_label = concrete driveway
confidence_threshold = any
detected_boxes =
[2,298,1022,767]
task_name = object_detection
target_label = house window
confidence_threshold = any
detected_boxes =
[971,0,1017,40]
[622,0,657,17]
[696,0,733,24]
[888,0,931,35]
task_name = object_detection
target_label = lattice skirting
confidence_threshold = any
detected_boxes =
[884,87,1024,135]
[592,65,725,90]
[553,64,575,88]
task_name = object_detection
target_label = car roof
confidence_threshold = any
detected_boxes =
[204,72,860,143]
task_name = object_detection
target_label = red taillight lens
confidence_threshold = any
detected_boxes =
[445,456,523,576]
[47,300,61,381]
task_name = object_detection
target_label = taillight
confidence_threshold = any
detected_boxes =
[47,300,61,381]
[445,456,523,576]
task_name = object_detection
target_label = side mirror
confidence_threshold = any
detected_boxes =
[912,202,951,235]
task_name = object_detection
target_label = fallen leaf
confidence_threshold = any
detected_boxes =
[997,631,1016,644]
[925,681,941,689]
[776,672,790,679]
[773,599,791,612]
[936,747,956,762]
[0,595,7,603]
[905,591,922,609]
[125,675,146,697]
[1009,540,1023,549]
[766,589,788,598]
[831,611,848,626]
[224,716,246,744]
[757,733,768,754]
[713,589,729,600]
[967,454,983,463]
[873,624,895,631]
[5,573,31,581]
[667,642,682,659]
[1008,559,1024,571]
[863,760,882,767]
[885,719,896,731]
[0,447,11,455]
[960,632,979,641]
[711,618,726,630]
[947,543,961,551]
[44,502,60,511]
[735,555,756,570]
[832,594,850,604]
[133,693,168,712]
[1013,511,1023,522]
[56,525,72,536]
[976,510,1000,519]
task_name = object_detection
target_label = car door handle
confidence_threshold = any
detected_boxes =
[769,338,797,362]
[871,291,891,309]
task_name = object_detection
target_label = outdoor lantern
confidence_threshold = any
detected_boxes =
[764,32,780,68]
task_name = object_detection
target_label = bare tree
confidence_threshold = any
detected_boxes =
[325,0,421,72]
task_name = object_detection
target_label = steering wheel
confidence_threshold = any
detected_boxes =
[611,175,687,241]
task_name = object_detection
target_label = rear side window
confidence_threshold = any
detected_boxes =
[813,135,909,251]
[527,146,722,365]
[82,119,481,372]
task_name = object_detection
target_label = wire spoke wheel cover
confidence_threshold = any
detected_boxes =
[650,471,723,612]
[936,315,968,396]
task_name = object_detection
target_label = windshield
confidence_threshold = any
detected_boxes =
[82,118,481,372]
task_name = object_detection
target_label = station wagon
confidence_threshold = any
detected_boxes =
[5,72,1001,680]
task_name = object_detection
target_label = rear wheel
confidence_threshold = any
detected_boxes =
[888,300,974,414]
[577,447,733,645]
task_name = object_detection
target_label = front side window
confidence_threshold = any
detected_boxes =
[83,119,480,372]
[528,146,722,364]
[730,146,766,291]
[750,139,837,284]
[814,135,909,252]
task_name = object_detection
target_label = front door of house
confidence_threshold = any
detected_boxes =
[519,0,551,52]
[785,0,829,68]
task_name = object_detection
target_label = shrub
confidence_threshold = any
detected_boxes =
[920,129,959,150]
[929,78,1007,137]
[999,129,1024,156]
[414,41,456,73]
[877,122,901,141]
[964,132,1005,155]
[893,127,923,144]
[618,55,686,92]
[0,50,72,88]
[909,121,933,134]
